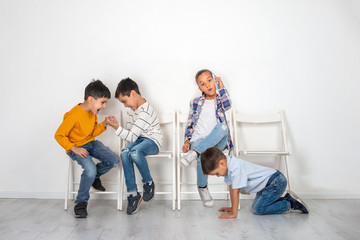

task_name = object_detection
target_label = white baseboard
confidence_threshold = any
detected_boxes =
[1,191,360,200]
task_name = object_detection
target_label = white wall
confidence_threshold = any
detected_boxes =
[1,0,359,199]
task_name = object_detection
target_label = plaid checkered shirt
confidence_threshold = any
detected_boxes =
[184,88,234,152]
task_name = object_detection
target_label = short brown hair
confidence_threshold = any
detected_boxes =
[115,78,141,98]
[201,147,226,174]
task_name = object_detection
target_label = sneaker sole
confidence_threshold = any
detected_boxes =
[128,197,143,215]
[180,158,190,168]
[91,186,106,192]
[203,200,215,208]
[287,190,310,213]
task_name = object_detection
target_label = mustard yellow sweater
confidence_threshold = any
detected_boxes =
[55,104,106,152]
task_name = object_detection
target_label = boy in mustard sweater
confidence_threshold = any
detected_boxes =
[55,80,120,218]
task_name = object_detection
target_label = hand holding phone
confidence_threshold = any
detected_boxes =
[212,73,219,91]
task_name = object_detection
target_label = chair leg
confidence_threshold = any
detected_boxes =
[172,156,176,211]
[64,158,71,211]
[117,165,121,210]
[177,158,181,210]
[119,167,125,211]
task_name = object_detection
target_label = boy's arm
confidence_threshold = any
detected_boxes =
[54,115,76,152]
[219,185,239,219]
[114,110,151,142]
[92,119,106,138]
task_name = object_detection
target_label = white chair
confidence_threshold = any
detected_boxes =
[119,111,177,211]
[64,114,122,210]
[176,110,234,211]
[232,110,292,191]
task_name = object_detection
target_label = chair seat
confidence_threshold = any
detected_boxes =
[147,151,173,159]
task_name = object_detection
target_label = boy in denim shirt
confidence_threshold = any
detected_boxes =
[180,69,233,207]
[201,147,309,219]
[107,78,162,215]
[55,80,120,218]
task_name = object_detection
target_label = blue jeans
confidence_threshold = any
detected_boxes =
[120,137,159,192]
[67,140,120,204]
[190,123,228,187]
[252,170,291,215]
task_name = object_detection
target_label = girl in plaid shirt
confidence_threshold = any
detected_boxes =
[180,69,233,207]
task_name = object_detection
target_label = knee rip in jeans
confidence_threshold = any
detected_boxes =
[221,124,227,131]
[129,149,140,158]
[121,148,130,155]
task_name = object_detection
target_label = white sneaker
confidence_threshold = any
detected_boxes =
[180,150,198,167]
[198,186,214,207]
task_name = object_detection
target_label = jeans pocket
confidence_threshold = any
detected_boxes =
[263,177,286,195]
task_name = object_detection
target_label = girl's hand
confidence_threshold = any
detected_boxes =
[182,140,190,153]
[215,76,225,89]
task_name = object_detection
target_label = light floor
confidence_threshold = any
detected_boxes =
[0,198,359,240]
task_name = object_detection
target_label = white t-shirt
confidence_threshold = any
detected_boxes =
[190,99,217,143]
[224,155,276,193]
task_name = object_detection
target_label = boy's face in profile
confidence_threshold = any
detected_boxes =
[89,97,108,115]
[117,91,137,111]
[208,159,228,177]
[197,71,217,99]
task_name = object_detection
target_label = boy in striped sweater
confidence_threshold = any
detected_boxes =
[107,78,162,215]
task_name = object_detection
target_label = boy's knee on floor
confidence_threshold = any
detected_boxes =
[252,204,266,215]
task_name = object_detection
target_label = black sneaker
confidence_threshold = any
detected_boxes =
[92,178,106,191]
[285,191,309,214]
[127,192,142,215]
[143,182,155,201]
[74,202,88,218]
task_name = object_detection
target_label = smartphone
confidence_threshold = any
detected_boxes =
[212,73,219,91]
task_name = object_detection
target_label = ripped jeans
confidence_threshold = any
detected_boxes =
[67,140,120,203]
[120,137,159,192]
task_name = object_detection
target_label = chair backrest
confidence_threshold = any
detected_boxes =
[176,111,190,158]
[157,111,176,155]
[120,110,176,155]
[233,110,289,156]
[96,113,122,155]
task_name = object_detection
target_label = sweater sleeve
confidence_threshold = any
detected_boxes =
[92,116,106,137]
[115,109,151,143]
[54,114,76,152]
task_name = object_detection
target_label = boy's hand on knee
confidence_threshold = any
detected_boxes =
[71,146,88,158]
[218,212,237,219]
[218,207,232,212]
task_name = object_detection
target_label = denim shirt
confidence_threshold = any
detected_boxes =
[184,88,233,152]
